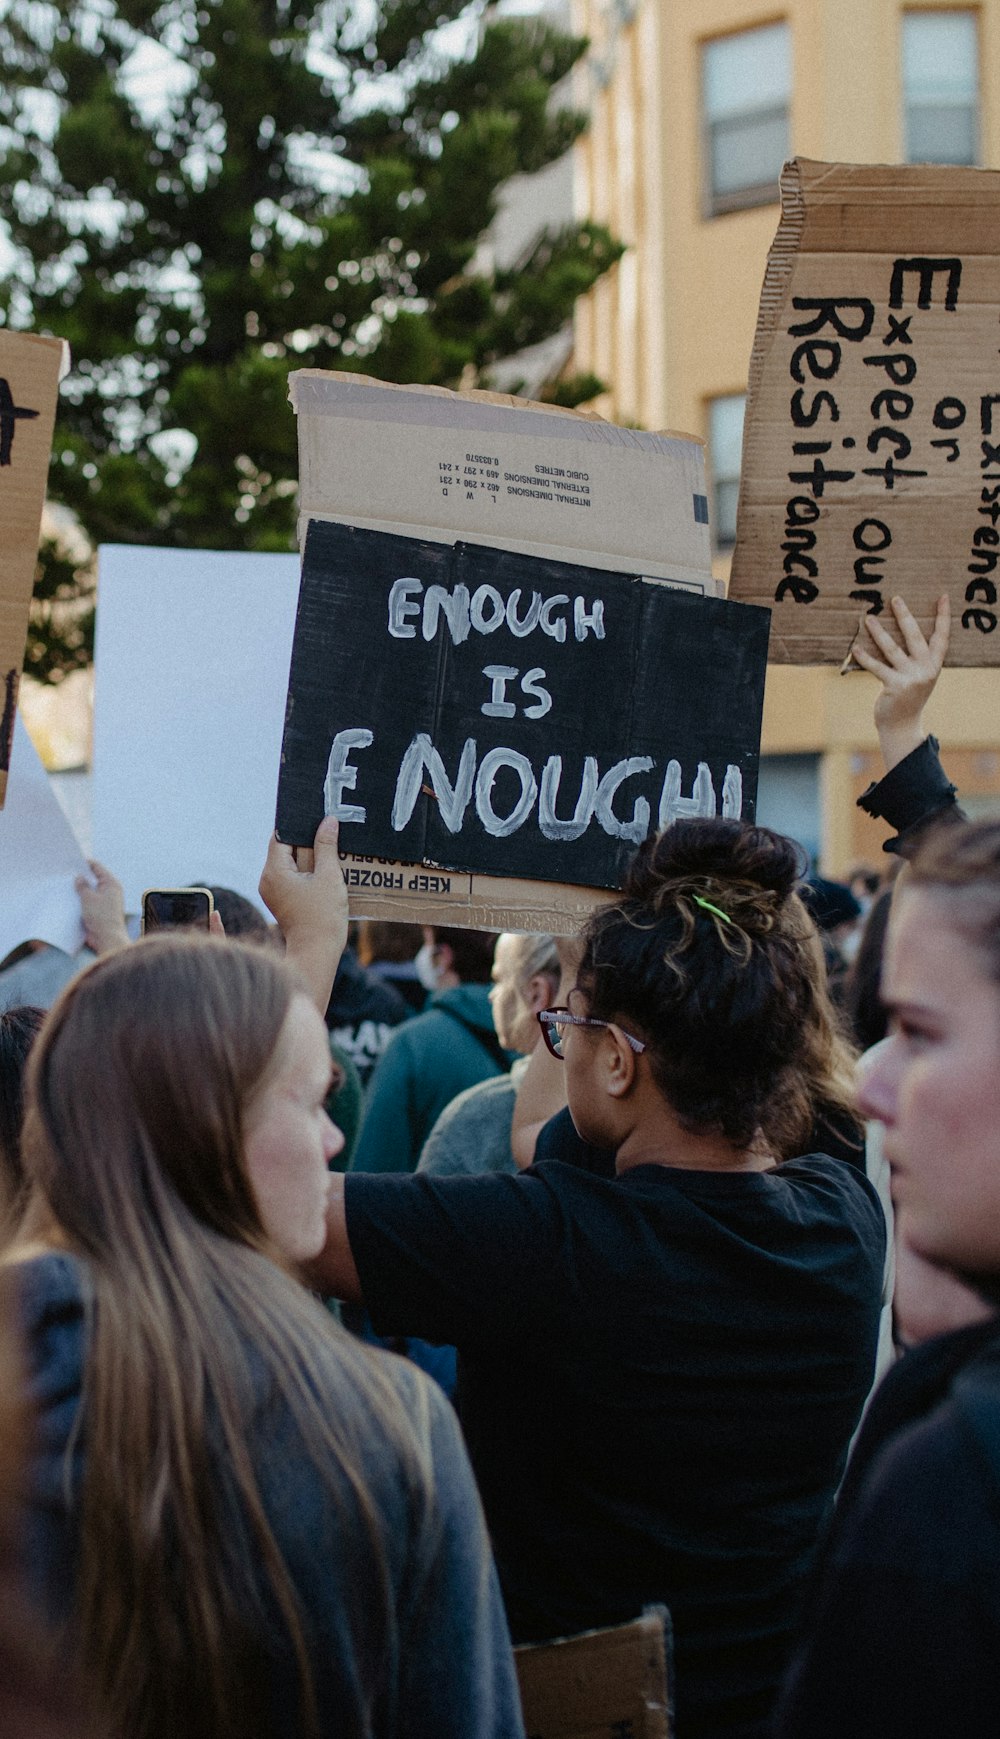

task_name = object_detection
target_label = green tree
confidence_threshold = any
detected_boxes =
[0,0,622,680]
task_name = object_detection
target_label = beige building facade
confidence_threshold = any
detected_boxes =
[572,0,1000,871]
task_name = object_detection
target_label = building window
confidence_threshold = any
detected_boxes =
[708,394,745,549]
[902,10,979,165]
[702,22,790,216]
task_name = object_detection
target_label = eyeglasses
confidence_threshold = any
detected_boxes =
[537,1006,647,1060]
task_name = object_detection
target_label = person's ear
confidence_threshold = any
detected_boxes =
[524,972,554,1015]
[434,942,460,989]
[604,1025,639,1099]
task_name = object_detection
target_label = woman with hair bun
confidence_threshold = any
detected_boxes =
[2,822,523,1739]
[313,818,886,1739]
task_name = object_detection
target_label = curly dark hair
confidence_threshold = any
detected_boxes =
[577,818,856,1156]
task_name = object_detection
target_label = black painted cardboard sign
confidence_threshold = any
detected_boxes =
[277,521,770,892]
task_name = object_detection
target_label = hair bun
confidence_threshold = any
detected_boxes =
[624,818,806,904]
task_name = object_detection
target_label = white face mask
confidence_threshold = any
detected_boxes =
[414,941,441,992]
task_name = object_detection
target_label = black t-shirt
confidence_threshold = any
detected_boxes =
[344,1134,885,1739]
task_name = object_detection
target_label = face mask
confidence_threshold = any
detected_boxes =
[414,942,441,992]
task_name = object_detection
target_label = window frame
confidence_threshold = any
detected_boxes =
[700,18,791,220]
[707,392,747,553]
[901,7,981,168]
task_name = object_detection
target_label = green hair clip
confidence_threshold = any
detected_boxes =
[692,893,733,926]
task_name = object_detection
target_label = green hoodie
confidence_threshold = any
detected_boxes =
[349,984,513,1177]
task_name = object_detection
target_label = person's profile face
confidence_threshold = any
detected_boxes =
[859,886,1000,1278]
[489,934,534,1054]
[242,995,342,1262]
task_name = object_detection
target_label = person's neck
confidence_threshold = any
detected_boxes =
[614,1116,773,1177]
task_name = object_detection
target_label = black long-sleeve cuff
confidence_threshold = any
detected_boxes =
[857,737,958,855]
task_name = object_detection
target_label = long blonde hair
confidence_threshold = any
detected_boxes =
[22,935,434,1739]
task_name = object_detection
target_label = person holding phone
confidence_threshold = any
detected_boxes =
[4,820,522,1739]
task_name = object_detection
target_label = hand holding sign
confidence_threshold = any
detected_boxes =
[850,594,951,772]
[259,814,347,1014]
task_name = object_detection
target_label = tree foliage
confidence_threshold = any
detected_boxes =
[0,0,622,678]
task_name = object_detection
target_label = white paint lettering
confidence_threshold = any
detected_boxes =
[658,760,716,829]
[423,583,470,643]
[324,728,374,822]
[391,734,477,833]
[470,585,506,633]
[539,594,569,642]
[573,597,606,641]
[595,758,654,843]
[481,665,518,718]
[475,748,538,837]
[538,755,599,840]
[387,577,422,638]
[520,667,552,718]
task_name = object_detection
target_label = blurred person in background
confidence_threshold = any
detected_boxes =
[357,921,427,1014]
[417,932,560,1180]
[350,926,510,1177]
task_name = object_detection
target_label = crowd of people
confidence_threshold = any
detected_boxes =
[1,590,999,1737]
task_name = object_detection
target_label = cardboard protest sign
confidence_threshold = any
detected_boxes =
[729,158,1000,665]
[276,520,770,898]
[287,372,748,930]
[0,330,66,804]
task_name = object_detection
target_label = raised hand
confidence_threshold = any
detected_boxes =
[259,816,347,1013]
[75,859,130,955]
[850,594,950,772]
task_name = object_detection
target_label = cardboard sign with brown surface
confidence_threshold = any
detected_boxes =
[0,329,65,802]
[285,372,768,931]
[730,158,1000,666]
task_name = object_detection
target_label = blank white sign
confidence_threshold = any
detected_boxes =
[92,545,300,911]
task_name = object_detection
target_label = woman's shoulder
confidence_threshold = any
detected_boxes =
[838,1343,1000,1587]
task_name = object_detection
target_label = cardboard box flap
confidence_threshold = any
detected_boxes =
[291,369,715,590]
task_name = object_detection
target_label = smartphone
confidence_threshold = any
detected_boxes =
[141,887,215,935]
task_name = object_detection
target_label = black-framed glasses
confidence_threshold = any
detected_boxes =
[537,1006,647,1060]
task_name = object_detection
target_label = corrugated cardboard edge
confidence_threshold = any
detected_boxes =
[288,368,702,448]
[731,158,805,662]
